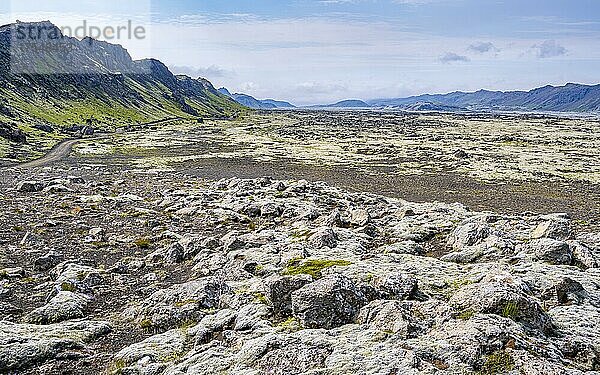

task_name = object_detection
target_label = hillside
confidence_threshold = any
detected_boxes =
[0,21,244,137]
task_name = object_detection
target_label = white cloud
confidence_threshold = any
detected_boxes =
[468,41,499,54]
[169,65,233,79]
[439,52,470,63]
[531,40,567,58]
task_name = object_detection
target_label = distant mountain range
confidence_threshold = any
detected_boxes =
[308,99,370,109]
[361,84,600,113]
[219,83,600,113]
[366,83,600,113]
[218,88,295,109]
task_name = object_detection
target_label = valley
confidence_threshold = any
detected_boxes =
[1,16,600,375]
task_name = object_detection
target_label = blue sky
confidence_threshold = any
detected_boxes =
[2,0,600,104]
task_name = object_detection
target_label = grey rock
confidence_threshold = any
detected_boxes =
[16,181,45,193]
[356,300,426,338]
[233,303,271,331]
[448,221,490,250]
[25,291,93,324]
[0,267,25,279]
[350,209,371,226]
[449,281,552,333]
[189,309,237,345]
[321,209,347,227]
[531,219,571,240]
[529,238,573,265]
[52,263,104,293]
[114,329,187,375]
[371,272,418,300]
[34,251,64,272]
[292,273,367,329]
[34,124,54,133]
[268,274,312,318]
[0,301,22,318]
[87,227,105,242]
[255,339,333,375]
[308,227,338,249]
[42,184,72,194]
[260,202,283,217]
[549,304,600,351]
[541,278,588,307]
[221,231,246,251]
[440,247,484,264]
[124,278,231,329]
[569,241,598,269]
[0,320,111,371]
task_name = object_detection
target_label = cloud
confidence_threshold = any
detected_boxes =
[468,41,499,54]
[294,81,348,95]
[439,52,470,63]
[319,0,356,4]
[392,0,446,4]
[531,40,567,58]
[169,65,232,78]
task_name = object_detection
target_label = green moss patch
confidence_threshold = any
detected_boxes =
[479,350,515,375]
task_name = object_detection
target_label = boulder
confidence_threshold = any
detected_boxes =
[25,291,93,324]
[124,278,231,330]
[308,227,338,249]
[449,281,552,333]
[529,238,573,265]
[569,241,598,269]
[531,219,571,240]
[350,209,371,227]
[255,339,333,375]
[33,124,54,133]
[34,251,64,272]
[356,300,426,338]
[541,278,588,307]
[16,181,45,193]
[0,320,111,371]
[371,272,418,300]
[0,123,26,143]
[267,274,312,318]
[291,274,368,329]
[448,221,490,250]
[113,329,187,375]
[0,267,25,279]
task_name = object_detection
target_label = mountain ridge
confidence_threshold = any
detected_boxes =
[366,83,600,113]
[0,20,244,137]
[218,88,295,109]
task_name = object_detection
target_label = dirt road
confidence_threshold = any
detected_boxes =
[12,138,86,169]
[7,117,185,169]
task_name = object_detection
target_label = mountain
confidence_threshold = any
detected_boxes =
[260,99,295,109]
[309,99,371,109]
[401,102,465,112]
[367,83,600,113]
[328,99,371,108]
[218,88,295,109]
[0,21,244,136]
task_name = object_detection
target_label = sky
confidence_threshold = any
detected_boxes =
[2,0,600,105]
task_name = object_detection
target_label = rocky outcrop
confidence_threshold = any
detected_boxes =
[2,174,600,373]
[0,123,26,143]
[291,274,368,329]
[123,278,232,330]
[0,320,111,371]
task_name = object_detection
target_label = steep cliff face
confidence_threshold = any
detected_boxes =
[0,21,244,130]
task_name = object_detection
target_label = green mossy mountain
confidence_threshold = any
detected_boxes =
[0,21,245,132]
